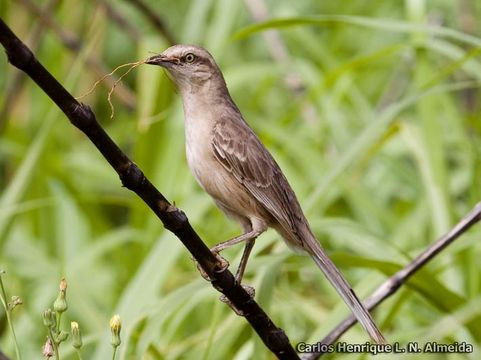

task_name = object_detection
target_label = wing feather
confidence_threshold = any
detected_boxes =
[212,117,305,243]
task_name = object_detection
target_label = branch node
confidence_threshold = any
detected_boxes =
[388,274,403,292]
[165,204,179,213]
[163,206,189,232]
[68,102,95,128]
[119,161,145,190]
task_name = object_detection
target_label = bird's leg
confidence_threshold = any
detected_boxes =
[211,218,266,280]
[211,228,261,253]
[234,239,256,284]
[202,228,261,280]
[216,234,260,315]
[196,219,266,314]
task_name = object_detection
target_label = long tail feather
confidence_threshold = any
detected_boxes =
[307,237,386,344]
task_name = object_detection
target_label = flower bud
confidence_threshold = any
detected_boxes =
[53,278,68,313]
[42,337,54,358]
[43,309,54,328]
[71,321,83,349]
[110,314,121,348]
[55,330,69,343]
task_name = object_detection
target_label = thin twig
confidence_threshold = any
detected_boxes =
[75,60,146,120]
[302,202,481,360]
[18,0,136,110]
[124,0,176,45]
[0,19,299,360]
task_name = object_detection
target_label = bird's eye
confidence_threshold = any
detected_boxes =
[184,53,195,63]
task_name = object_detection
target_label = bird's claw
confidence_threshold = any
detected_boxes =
[194,251,229,281]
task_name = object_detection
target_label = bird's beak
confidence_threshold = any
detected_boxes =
[145,54,178,67]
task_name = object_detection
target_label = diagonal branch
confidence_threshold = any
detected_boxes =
[302,201,481,360]
[0,18,299,360]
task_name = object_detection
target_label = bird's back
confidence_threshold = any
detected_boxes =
[210,111,315,252]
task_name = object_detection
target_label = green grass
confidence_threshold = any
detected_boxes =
[1,0,481,359]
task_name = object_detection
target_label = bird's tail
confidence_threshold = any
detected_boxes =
[306,235,386,344]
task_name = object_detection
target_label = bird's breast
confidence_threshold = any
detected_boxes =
[182,98,272,223]
[184,115,257,216]
[184,112,218,187]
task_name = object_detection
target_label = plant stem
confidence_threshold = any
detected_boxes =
[75,349,83,360]
[111,347,117,360]
[0,272,21,360]
[56,311,63,332]
[47,328,60,360]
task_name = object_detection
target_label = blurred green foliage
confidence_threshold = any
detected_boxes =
[1,0,481,359]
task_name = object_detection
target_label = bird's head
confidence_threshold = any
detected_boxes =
[146,45,223,91]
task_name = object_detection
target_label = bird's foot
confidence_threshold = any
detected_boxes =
[220,284,255,316]
[194,252,229,281]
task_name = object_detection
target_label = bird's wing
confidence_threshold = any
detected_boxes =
[213,118,386,344]
[212,117,305,242]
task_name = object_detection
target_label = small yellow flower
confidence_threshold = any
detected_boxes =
[110,314,121,332]
[110,314,121,347]
[71,321,83,349]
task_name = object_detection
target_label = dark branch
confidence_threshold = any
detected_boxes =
[302,202,481,360]
[0,18,299,360]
